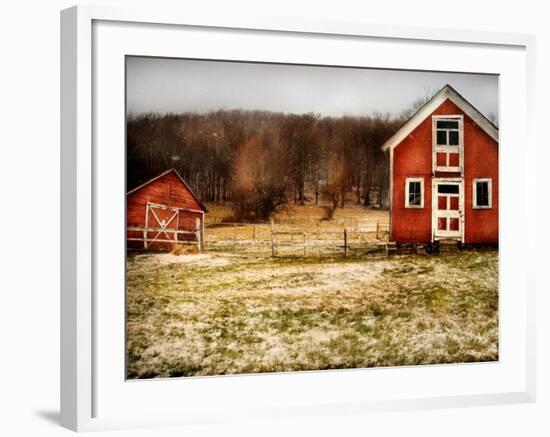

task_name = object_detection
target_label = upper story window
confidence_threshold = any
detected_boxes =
[436,119,460,146]
[433,115,463,173]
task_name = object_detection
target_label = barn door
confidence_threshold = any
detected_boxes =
[432,180,463,241]
[144,202,179,249]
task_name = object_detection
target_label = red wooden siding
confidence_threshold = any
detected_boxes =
[391,99,498,244]
[391,101,435,243]
[127,171,206,251]
[463,118,499,244]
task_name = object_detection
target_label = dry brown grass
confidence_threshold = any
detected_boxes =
[170,244,200,256]
[203,202,233,223]
[204,204,390,255]
[277,203,389,223]
[170,244,200,255]
[204,201,389,224]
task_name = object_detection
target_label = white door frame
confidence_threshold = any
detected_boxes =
[431,178,464,242]
[144,202,180,249]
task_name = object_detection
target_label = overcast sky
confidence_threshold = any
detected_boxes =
[126,57,498,119]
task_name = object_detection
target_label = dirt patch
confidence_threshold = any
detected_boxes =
[127,252,234,273]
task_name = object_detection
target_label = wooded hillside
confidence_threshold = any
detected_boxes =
[127,109,405,220]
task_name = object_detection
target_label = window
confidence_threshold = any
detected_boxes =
[433,116,463,172]
[437,184,459,194]
[436,119,460,146]
[473,178,492,208]
[405,178,424,208]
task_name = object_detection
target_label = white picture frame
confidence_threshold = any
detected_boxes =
[60,5,536,432]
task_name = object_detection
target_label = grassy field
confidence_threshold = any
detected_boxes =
[126,249,498,379]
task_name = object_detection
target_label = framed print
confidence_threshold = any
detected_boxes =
[61,5,536,432]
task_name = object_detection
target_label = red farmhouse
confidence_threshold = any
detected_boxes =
[126,169,207,251]
[382,85,498,245]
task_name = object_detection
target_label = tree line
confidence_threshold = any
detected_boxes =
[127,108,409,221]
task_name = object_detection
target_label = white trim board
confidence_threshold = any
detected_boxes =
[382,84,499,152]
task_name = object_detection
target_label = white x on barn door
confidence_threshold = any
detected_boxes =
[144,202,179,249]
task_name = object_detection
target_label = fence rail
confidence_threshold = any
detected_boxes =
[203,219,389,257]
[127,226,203,250]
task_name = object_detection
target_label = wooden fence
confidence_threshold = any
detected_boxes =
[127,226,203,251]
[204,219,389,257]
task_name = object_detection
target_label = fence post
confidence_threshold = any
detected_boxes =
[195,230,202,252]
[316,222,320,240]
[234,223,237,242]
[376,222,380,240]
[144,203,149,249]
[303,232,307,256]
[252,224,256,240]
[344,228,348,257]
[196,218,203,252]
[270,218,276,257]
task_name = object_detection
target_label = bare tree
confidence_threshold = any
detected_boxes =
[280,114,318,205]
[398,87,435,122]
[231,136,289,221]
[321,154,345,220]
[486,112,499,127]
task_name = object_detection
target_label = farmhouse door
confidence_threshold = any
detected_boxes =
[144,202,179,249]
[432,180,464,241]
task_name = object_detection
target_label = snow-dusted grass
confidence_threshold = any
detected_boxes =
[126,250,498,379]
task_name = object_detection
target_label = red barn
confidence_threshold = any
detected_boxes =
[126,169,207,251]
[382,85,498,246]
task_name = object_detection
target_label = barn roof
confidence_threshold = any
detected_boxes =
[381,84,498,152]
[127,168,208,212]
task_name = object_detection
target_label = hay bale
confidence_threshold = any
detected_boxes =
[171,244,200,256]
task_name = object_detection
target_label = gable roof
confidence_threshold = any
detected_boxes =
[381,84,498,152]
[127,168,208,212]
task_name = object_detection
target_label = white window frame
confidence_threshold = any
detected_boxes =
[473,178,492,209]
[432,115,464,173]
[405,177,424,208]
